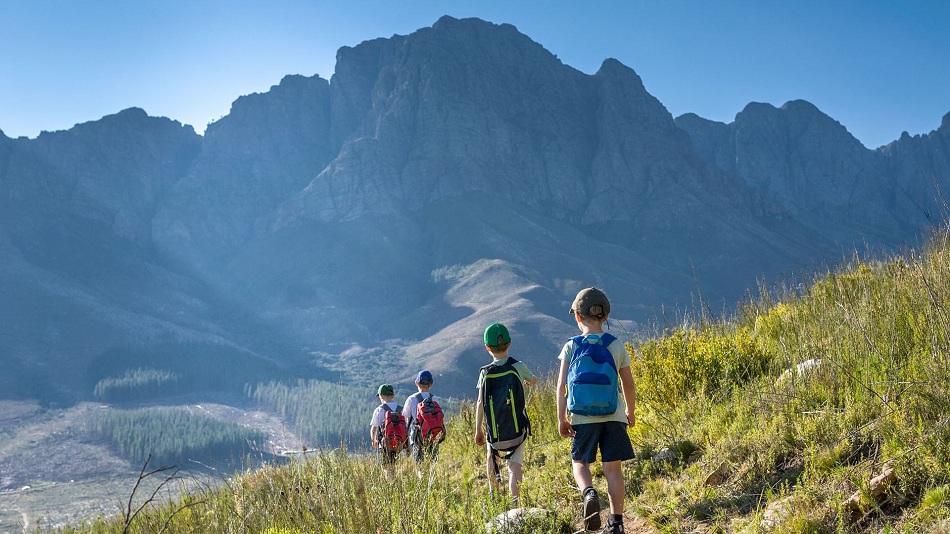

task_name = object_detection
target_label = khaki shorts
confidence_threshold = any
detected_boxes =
[487,438,526,465]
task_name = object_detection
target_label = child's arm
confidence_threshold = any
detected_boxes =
[515,361,538,387]
[556,358,574,438]
[370,424,380,449]
[402,400,413,424]
[619,365,637,427]
[474,389,486,446]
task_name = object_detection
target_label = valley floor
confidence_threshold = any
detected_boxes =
[0,400,303,532]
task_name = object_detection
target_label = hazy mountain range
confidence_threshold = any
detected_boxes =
[2,16,948,402]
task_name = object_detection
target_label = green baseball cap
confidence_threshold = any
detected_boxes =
[377,384,394,396]
[484,323,511,347]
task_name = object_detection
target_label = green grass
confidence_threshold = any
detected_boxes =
[53,230,950,533]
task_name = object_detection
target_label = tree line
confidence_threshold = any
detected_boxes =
[87,407,266,467]
[246,379,375,448]
[93,368,181,402]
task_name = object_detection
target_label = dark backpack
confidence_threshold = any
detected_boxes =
[480,358,530,455]
[380,404,408,452]
[566,333,620,416]
[414,393,446,445]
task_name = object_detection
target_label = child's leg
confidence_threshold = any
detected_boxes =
[572,459,594,490]
[505,441,527,500]
[486,448,503,494]
[602,460,624,515]
[507,460,523,499]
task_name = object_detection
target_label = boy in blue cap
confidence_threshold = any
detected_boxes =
[403,369,443,462]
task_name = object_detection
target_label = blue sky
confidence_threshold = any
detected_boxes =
[2,1,948,148]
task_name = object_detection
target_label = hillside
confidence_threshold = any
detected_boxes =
[44,228,950,533]
[3,15,950,529]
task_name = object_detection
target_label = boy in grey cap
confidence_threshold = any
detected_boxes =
[557,288,636,533]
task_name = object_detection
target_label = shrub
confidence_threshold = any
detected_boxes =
[632,325,772,407]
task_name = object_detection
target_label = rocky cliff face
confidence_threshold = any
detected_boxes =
[153,75,334,268]
[878,113,950,228]
[1,16,948,400]
[676,101,943,245]
[1,108,200,244]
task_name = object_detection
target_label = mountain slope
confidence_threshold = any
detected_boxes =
[0,16,947,402]
[676,101,950,246]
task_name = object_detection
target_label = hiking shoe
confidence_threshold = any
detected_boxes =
[582,487,601,531]
[599,521,624,534]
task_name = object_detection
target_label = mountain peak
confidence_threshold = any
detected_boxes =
[432,14,519,34]
[5,15,949,409]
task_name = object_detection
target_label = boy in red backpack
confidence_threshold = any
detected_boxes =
[402,370,445,462]
[371,384,409,464]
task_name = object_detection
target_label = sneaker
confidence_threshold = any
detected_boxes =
[599,521,624,534]
[582,488,601,531]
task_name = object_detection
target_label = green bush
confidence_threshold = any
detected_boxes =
[633,325,772,407]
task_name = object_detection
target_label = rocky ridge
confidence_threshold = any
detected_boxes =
[0,16,947,402]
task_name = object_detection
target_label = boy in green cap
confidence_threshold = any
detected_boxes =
[474,323,538,506]
[371,383,409,464]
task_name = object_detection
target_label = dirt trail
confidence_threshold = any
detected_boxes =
[624,513,658,533]
[567,509,657,533]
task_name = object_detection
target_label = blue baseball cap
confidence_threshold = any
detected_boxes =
[416,370,433,384]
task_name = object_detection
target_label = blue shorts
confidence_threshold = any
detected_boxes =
[571,421,634,464]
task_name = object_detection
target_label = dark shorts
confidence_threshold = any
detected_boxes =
[571,421,635,464]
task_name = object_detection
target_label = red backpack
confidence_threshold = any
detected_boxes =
[414,393,446,445]
[380,404,408,452]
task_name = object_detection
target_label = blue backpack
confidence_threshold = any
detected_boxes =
[566,333,619,416]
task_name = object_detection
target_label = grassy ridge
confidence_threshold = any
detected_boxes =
[56,233,950,533]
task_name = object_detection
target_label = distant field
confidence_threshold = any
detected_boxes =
[0,400,303,532]
[0,474,217,532]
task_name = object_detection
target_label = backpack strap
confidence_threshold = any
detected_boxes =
[381,403,403,415]
[569,334,618,368]
[481,357,518,372]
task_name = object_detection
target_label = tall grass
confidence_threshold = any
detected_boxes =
[57,371,582,533]
[56,231,950,533]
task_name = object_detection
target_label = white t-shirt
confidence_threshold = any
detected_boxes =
[558,333,630,425]
[370,401,401,428]
[402,391,438,425]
